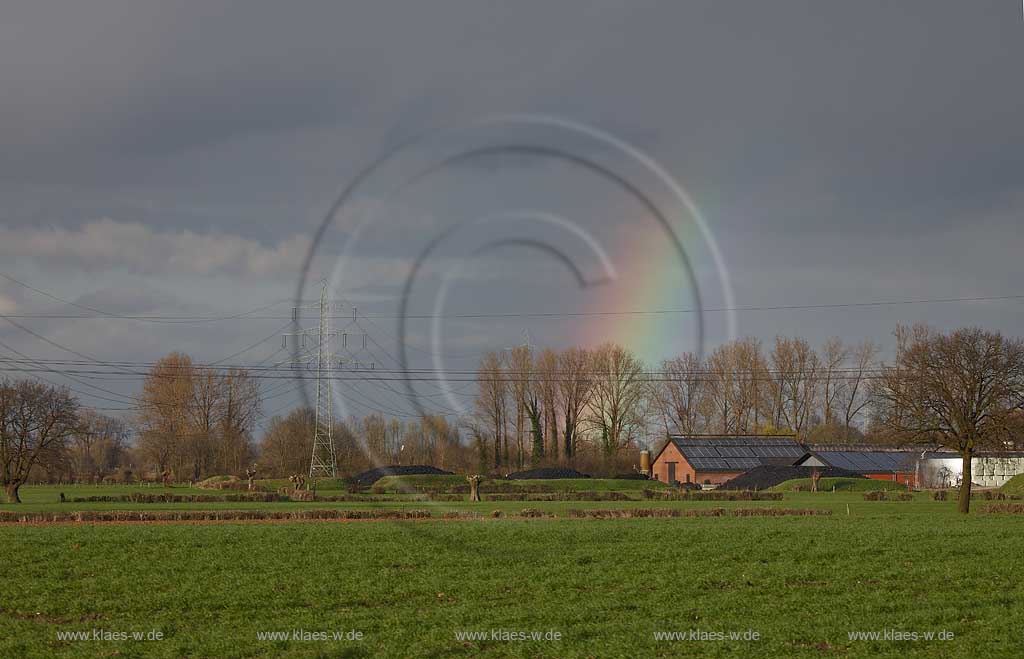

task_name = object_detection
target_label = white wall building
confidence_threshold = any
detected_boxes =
[918,453,1024,489]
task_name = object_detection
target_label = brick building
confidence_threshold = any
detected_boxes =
[650,436,805,487]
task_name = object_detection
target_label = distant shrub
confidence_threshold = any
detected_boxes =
[932,491,948,501]
[862,491,888,501]
[518,508,551,518]
[895,492,914,501]
[442,511,481,519]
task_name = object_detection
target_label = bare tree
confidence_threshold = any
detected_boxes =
[819,337,848,427]
[702,339,767,434]
[841,340,879,440]
[136,353,195,479]
[259,407,315,477]
[506,345,535,468]
[536,348,560,460]
[657,352,706,436]
[69,410,128,482]
[875,326,1024,513]
[0,379,79,503]
[218,368,260,474]
[586,344,648,459]
[557,347,592,461]
[771,337,820,436]
[475,351,508,468]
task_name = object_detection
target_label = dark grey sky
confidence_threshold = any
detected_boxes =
[1,1,1022,421]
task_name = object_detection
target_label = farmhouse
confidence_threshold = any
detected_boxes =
[650,436,806,486]
[793,446,922,488]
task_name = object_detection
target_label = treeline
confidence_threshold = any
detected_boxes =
[471,336,886,471]
[6,324,1022,502]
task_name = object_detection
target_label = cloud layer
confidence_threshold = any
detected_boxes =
[0,219,311,276]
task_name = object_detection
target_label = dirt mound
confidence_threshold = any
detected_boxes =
[504,467,591,480]
[719,465,862,490]
[346,465,453,487]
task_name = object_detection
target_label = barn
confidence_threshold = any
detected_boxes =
[649,436,806,487]
[794,446,922,487]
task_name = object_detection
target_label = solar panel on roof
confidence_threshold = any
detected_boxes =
[818,452,856,471]
[725,457,761,470]
[689,457,731,470]
[847,454,879,470]
[861,454,890,471]
[722,447,755,457]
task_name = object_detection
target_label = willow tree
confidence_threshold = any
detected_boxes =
[875,326,1024,513]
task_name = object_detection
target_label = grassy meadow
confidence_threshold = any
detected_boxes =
[2,481,1023,658]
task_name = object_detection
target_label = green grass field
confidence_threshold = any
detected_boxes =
[2,483,1023,658]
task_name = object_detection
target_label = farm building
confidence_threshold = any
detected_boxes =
[649,436,806,486]
[794,446,923,487]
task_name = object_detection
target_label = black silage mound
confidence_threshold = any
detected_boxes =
[505,467,591,480]
[719,465,863,491]
[346,465,453,487]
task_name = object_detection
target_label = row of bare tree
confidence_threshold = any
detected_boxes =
[471,337,882,470]
[656,336,880,440]
[474,343,650,470]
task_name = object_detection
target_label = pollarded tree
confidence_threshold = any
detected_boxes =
[875,326,1024,513]
[0,379,79,503]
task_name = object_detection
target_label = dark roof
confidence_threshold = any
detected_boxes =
[665,435,805,472]
[797,447,920,473]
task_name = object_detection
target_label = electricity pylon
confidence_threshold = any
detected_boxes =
[283,282,374,479]
[309,283,337,478]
